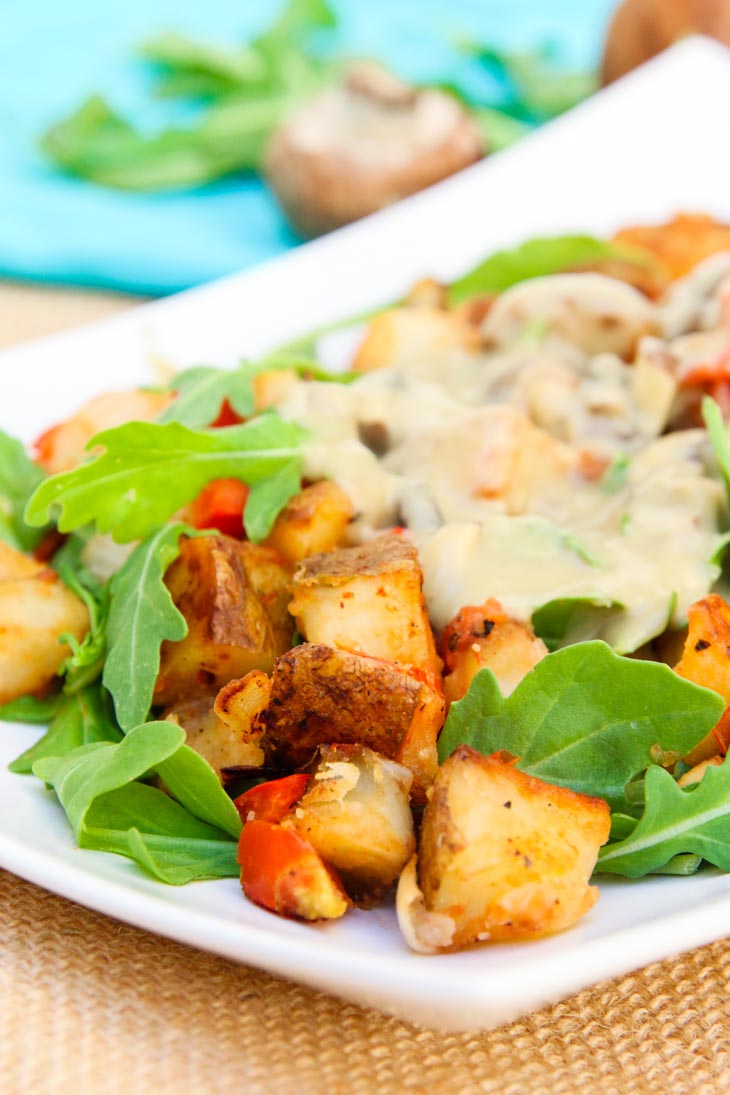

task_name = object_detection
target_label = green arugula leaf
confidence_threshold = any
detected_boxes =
[0,694,62,726]
[244,460,302,542]
[9,685,121,775]
[159,365,257,427]
[0,429,47,551]
[103,524,189,732]
[597,761,730,876]
[448,236,646,305]
[83,783,239,884]
[438,641,724,807]
[56,565,109,693]
[531,595,624,651]
[33,723,239,884]
[157,744,242,838]
[141,32,266,94]
[25,415,306,544]
[466,104,530,152]
[704,396,730,498]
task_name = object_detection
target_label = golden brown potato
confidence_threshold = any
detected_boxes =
[34,389,172,474]
[283,744,415,906]
[614,214,730,280]
[251,368,300,412]
[352,307,479,374]
[163,694,264,780]
[440,599,547,705]
[236,542,294,652]
[675,594,730,764]
[154,535,289,707]
[289,532,441,673]
[397,746,610,952]
[677,755,724,788]
[0,543,89,704]
[264,481,354,567]
[261,643,444,800]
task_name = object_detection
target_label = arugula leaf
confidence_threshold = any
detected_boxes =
[157,744,242,838]
[9,685,121,775]
[597,761,730,876]
[25,415,306,544]
[0,694,62,726]
[83,783,239,884]
[448,236,645,305]
[531,595,623,651]
[0,429,47,551]
[103,524,189,732]
[704,396,730,498]
[141,32,266,95]
[438,641,724,807]
[466,105,530,152]
[56,565,109,693]
[159,365,258,427]
[34,723,239,884]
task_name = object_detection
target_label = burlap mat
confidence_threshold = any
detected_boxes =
[2,282,730,1094]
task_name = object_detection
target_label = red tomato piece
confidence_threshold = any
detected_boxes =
[234,773,311,825]
[188,478,249,538]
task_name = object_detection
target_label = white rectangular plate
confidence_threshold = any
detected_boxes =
[2,38,730,1032]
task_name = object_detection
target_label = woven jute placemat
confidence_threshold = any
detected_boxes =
[2,282,730,1094]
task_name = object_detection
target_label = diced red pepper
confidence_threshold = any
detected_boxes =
[237,819,350,920]
[234,773,311,825]
[188,478,249,538]
[211,399,245,427]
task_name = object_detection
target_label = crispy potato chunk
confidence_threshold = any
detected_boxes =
[0,543,89,704]
[352,307,479,373]
[675,595,730,763]
[614,214,730,280]
[441,599,547,704]
[265,481,354,566]
[290,532,440,672]
[236,543,294,653]
[261,643,444,800]
[34,389,172,474]
[283,744,415,906]
[397,746,610,952]
[154,535,289,707]
[163,694,264,780]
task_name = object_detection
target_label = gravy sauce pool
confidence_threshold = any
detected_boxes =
[274,263,730,652]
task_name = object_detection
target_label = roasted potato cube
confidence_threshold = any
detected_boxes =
[154,535,285,707]
[238,819,350,920]
[237,542,294,652]
[352,307,478,373]
[283,744,415,906]
[252,368,300,412]
[0,544,89,704]
[163,694,264,780]
[614,214,730,280]
[34,389,172,474]
[289,533,440,672]
[215,669,271,743]
[261,643,444,800]
[397,746,610,952]
[441,599,547,705]
[265,481,354,566]
[675,595,730,763]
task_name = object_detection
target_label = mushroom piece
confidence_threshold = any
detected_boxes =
[264,62,483,238]
[601,0,730,85]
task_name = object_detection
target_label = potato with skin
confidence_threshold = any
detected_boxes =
[675,594,730,764]
[265,481,354,566]
[397,746,610,953]
[0,542,90,704]
[289,532,441,673]
[163,694,264,781]
[154,535,290,707]
[236,542,295,653]
[441,599,547,705]
[261,643,444,801]
[34,389,172,474]
[352,307,479,374]
[283,744,415,906]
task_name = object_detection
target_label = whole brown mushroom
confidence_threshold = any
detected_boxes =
[601,0,730,84]
[263,61,484,238]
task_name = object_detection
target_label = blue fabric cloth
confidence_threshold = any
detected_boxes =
[0,0,617,295]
